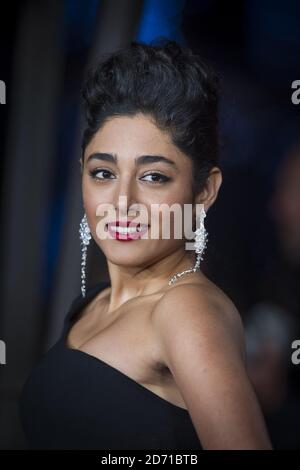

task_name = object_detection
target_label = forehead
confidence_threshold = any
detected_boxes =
[84,114,187,164]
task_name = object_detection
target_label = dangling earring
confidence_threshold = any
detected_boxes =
[168,207,208,286]
[79,212,92,297]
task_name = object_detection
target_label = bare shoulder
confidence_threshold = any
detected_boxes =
[152,277,272,450]
[151,278,246,365]
[150,279,272,449]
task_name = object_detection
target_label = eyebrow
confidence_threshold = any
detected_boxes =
[86,152,178,170]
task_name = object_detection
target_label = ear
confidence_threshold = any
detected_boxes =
[193,167,223,217]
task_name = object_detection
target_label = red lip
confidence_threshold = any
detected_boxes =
[107,220,149,228]
[108,220,139,228]
[106,220,149,241]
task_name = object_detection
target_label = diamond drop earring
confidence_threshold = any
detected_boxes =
[79,212,92,297]
[168,207,208,286]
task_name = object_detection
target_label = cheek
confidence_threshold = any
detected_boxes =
[81,184,107,241]
[148,206,187,242]
[142,185,193,238]
[82,178,111,213]
[82,193,100,223]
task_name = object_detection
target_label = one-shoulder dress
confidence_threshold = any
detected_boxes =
[19,281,203,450]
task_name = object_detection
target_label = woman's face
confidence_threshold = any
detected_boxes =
[81,113,199,268]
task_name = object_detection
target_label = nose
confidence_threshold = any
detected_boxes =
[113,176,139,218]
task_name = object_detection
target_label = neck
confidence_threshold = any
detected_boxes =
[105,247,198,311]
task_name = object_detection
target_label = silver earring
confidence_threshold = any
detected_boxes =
[79,213,92,297]
[168,207,208,286]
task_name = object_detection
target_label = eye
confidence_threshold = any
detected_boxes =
[89,168,115,181]
[140,172,170,184]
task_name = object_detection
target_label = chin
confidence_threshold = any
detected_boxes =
[102,245,151,265]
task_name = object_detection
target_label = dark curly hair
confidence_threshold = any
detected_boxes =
[81,38,220,195]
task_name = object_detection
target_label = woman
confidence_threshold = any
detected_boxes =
[19,39,272,450]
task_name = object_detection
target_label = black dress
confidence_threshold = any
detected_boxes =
[19,281,203,450]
